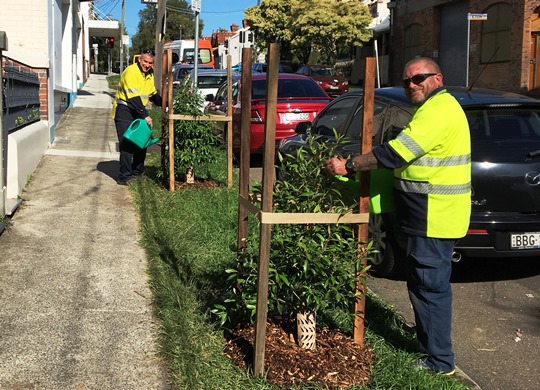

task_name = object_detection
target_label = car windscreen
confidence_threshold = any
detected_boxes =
[313,67,336,76]
[252,79,328,99]
[197,75,227,89]
[173,67,192,81]
[466,107,540,162]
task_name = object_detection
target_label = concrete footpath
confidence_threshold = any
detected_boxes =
[0,75,171,389]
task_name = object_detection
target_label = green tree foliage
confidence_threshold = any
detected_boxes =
[245,0,373,65]
[130,0,203,59]
[244,0,296,61]
[212,134,370,328]
[294,0,373,65]
[161,82,222,183]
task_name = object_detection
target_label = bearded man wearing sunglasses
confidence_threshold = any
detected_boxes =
[325,57,471,376]
[112,50,162,185]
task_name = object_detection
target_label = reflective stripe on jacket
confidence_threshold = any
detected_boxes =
[387,88,471,238]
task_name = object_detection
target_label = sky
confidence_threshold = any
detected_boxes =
[95,0,259,44]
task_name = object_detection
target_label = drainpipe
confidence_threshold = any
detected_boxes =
[0,31,8,219]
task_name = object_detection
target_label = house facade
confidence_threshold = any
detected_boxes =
[211,23,257,69]
[387,0,540,93]
[1,1,118,216]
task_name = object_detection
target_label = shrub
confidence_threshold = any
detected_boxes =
[160,82,222,183]
[213,134,371,331]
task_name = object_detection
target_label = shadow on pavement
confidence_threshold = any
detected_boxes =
[97,160,120,182]
[451,256,540,283]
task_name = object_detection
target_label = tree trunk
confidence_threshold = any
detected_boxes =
[297,311,316,350]
[186,166,194,184]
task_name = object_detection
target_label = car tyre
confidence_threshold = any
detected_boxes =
[368,214,406,279]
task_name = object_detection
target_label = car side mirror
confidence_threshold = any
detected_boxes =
[205,94,215,101]
[295,121,311,135]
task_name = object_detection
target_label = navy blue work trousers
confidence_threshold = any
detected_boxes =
[406,235,455,373]
[115,118,147,182]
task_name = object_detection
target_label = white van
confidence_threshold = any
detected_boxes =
[164,40,192,63]
[164,39,215,67]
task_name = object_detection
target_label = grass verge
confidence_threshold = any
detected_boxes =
[128,152,471,390]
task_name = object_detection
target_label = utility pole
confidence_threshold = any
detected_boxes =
[155,0,166,91]
[193,1,200,86]
[119,0,125,73]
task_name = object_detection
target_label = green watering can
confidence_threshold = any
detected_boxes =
[123,118,160,149]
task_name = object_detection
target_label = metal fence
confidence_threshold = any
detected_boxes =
[2,65,40,133]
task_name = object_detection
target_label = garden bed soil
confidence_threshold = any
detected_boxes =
[224,318,375,389]
[174,179,220,190]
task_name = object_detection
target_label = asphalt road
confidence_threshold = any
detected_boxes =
[368,256,540,390]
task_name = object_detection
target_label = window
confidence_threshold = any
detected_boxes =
[404,24,423,62]
[312,96,360,137]
[383,106,412,142]
[467,107,540,163]
[199,49,212,64]
[480,3,512,63]
[214,84,228,102]
[345,100,387,141]
[183,48,195,63]
[197,75,227,89]
[251,79,329,99]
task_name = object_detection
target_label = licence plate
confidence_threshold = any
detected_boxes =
[510,232,540,249]
[284,112,310,121]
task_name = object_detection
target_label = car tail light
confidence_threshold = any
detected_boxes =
[251,110,263,123]
[467,229,489,235]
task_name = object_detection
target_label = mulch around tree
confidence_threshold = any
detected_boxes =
[174,179,220,190]
[224,318,375,389]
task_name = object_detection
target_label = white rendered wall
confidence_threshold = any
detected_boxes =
[7,122,49,199]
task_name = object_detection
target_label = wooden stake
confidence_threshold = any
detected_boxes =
[227,55,233,188]
[237,48,253,251]
[253,42,279,377]
[167,49,175,191]
[353,57,376,345]
[160,51,168,178]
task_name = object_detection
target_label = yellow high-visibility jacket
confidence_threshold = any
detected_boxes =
[112,62,157,120]
[373,88,471,238]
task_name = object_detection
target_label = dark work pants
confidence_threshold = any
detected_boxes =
[115,118,147,182]
[406,235,455,373]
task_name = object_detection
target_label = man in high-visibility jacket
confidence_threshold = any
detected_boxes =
[325,57,471,375]
[113,50,162,185]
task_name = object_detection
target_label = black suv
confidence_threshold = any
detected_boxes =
[278,87,540,277]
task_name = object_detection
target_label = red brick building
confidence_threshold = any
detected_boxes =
[387,0,540,94]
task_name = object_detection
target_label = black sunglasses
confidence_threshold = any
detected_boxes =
[142,49,155,56]
[402,73,437,88]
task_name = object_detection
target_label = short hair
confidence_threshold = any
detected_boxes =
[403,57,441,75]
[141,49,155,57]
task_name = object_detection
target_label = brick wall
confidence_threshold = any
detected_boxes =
[390,0,540,93]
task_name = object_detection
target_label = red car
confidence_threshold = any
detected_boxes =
[204,73,331,154]
[296,65,349,97]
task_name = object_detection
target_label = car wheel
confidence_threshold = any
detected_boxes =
[368,214,405,279]
[221,122,228,145]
